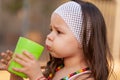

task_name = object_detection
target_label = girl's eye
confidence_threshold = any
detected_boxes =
[57,30,61,34]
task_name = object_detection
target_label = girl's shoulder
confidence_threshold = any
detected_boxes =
[69,70,94,80]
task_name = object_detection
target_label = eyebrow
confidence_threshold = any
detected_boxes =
[50,25,63,31]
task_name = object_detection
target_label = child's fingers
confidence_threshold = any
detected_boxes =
[0,52,11,62]
[12,67,25,73]
[0,59,8,65]
[13,57,27,67]
[6,56,11,61]
[15,54,30,62]
[0,52,7,58]
[1,51,12,60]
[6,50,13,57]
[23,51,35,60]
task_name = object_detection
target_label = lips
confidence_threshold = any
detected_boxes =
[46,45,52,51]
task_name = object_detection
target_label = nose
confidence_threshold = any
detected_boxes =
[47,32,54,41]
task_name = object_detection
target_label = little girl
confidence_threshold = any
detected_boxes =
[0,0,113,80]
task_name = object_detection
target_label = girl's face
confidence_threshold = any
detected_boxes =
[45,13,81,58]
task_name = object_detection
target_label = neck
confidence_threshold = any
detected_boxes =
[63,52,88,69]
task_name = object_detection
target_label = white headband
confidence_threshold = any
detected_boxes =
[54,1,83,44]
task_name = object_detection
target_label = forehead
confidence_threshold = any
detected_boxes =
[50,13,69,28]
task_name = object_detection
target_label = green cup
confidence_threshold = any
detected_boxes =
[8,37,44,78]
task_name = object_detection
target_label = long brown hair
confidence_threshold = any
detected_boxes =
[44,0,113,80]
[77,1,113,80]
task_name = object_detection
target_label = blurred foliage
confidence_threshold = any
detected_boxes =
[2,0,23,14]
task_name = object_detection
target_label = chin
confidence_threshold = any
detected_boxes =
[50,52,63,58]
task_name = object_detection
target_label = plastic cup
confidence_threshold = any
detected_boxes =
[8,37,44,78]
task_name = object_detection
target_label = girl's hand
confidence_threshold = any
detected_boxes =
[0,50,13,70]
[13,51,43,80]
[0,50,23,80]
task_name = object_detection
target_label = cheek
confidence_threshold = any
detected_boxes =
[52,38,79,57]
[52,41,66,57]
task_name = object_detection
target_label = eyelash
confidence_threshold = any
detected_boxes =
[49,28,62,34]
[57,30,61,34]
